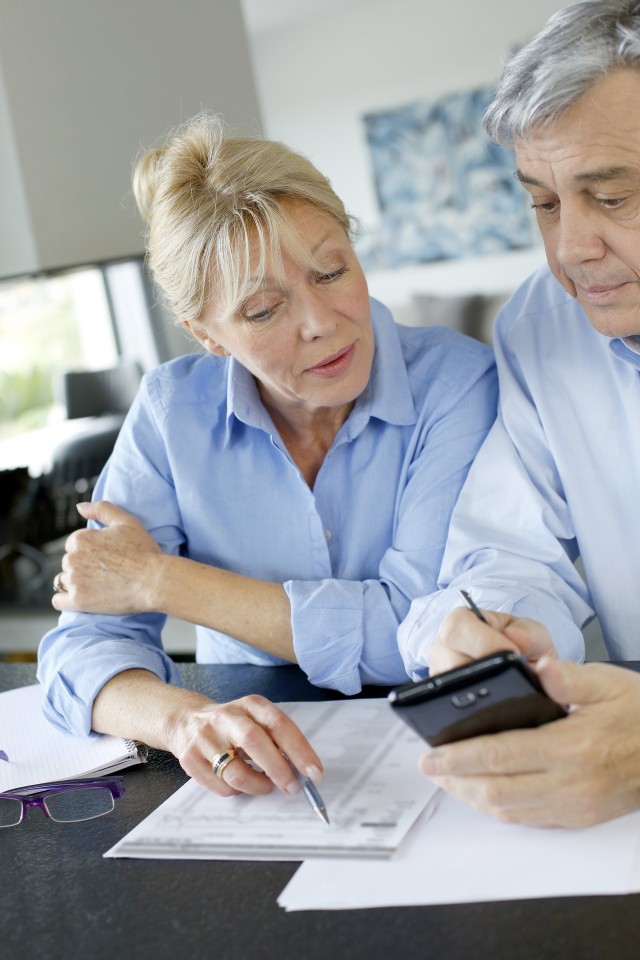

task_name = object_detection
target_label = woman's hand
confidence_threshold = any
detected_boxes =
[91,671,324,798]
[51,501,297,662]
[171,693,324,797]
[52,501,163,615]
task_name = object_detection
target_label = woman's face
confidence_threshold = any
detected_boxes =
[194,202,374,427]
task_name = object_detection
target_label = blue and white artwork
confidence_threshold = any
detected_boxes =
[362,86,534,267]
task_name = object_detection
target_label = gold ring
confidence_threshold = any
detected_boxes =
[211,748,238,780]
[53,573,65,593]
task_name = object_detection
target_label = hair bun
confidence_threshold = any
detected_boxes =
[132,147,163,222]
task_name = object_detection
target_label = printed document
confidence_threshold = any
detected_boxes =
[105,699,438,861]
[278,793,640,909]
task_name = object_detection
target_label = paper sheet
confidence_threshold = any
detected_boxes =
[105,699,438,861]
[278,792,640,910]
[0,684,144,792]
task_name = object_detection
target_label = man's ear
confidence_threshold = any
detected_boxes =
[182,320,229,356]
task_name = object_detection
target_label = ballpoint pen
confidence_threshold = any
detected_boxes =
[286,758,330,825]
[459,589,489,624]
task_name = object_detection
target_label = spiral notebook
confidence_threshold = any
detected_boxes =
[0,683,147,792]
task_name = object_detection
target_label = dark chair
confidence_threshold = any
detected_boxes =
[0,467,51,604]
[50,362,142,486]
[1,364,143,608]
[49,413,130,486]
[61,362,142,420]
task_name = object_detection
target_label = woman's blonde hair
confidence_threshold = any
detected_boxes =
[133,113,355,327]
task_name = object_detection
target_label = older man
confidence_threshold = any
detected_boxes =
[399,0,640,827]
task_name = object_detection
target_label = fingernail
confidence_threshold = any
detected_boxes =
[304,764,322,781]
[285,780,301,795]
[419,750,441,776]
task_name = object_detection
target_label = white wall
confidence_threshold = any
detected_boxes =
[0,63,37,278]
[0,0,262,277]
[247,0,566,233]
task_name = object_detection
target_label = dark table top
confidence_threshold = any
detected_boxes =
[2,661,640,960]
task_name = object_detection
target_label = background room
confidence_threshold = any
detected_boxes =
[3,0,602,661]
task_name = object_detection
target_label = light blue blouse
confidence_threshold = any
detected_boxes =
[38,298,496,734]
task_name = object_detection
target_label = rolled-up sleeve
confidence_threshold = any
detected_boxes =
[38,612,183,735]
[399,575,586,681]
[37,377,186,735]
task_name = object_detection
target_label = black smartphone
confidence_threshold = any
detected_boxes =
[388,650,567,747]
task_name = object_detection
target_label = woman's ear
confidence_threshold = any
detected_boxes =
[182,320,229,356]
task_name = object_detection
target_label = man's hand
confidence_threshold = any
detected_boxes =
[419,660,640,827]
[429,607,557,675]
[52,501,163,615]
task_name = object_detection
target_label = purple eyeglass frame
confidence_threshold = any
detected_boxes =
[0,777,125,824]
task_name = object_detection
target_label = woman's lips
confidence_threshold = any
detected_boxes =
[305,343,355,378]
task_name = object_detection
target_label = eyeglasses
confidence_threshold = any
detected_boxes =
[0,777,125,827]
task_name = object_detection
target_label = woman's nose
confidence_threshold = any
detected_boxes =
[298,290,339,339]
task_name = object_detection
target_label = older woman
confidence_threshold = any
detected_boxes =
[38,113,496,800]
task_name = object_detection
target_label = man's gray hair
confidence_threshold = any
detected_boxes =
[484,0,640,145]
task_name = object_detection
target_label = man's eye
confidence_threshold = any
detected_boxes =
[598,197,625,209]
[530,200,558,214]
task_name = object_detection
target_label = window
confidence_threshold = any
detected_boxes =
[0,266,118,447]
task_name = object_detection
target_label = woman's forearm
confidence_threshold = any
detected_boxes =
[53,502,295,661]
[148,554,294,660]
[91,668,213,750]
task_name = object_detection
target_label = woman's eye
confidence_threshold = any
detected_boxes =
[316,265,348,283]
[246,307,274,322]
[244,299,283,322]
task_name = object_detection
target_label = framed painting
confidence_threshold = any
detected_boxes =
[363,86,534,266]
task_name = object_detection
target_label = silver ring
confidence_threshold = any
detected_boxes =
[53,573,65,594]
[211,748,238,780]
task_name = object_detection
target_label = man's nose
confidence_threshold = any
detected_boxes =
[555,202,606,267]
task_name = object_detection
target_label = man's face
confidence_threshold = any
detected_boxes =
[515,69,640,338]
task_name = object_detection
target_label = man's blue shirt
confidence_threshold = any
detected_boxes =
[400,268,640,676]
[38,298,496,734]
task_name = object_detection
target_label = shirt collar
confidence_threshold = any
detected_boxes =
[622,335,640,354]
[608,335,640,372]
[223,359,271,444]
[341,297,417,441]
[223,296,417,445]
